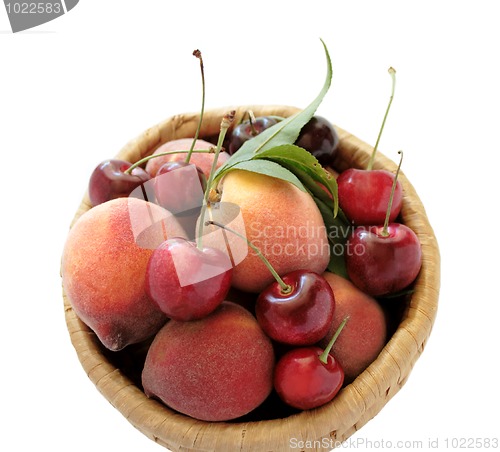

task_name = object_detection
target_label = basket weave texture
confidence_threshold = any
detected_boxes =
[62,105,440,452]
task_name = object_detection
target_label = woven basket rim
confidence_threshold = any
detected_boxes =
[63,105,440,452]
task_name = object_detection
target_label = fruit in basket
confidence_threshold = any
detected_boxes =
[228,115,279,154]
[295,115,339,164]
[256,270,335,345]
[61,197,184,351]
[337,168,402,225]
[319,272,387,382]
[218,170,330,293]
[142,301,275,421]
[153,161,207,240]
[337,67,402,225]
[145,138,229,178]
[145,237,232,321]
[346,223,422,296]
[88,159,151,206]
[274,317,348,410]
[154,161,207,212]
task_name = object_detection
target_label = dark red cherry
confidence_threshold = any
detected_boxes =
[154,161,207,213]
[153,161,207,241]
[295,116,339,164]
[345,223,422,296]
[88,159,151,207]
[256,271,335,346]
[228,116,279,154]
[145,237,233,321]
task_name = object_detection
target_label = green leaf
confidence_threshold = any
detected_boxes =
[229,159,306,192]
[213,39,333,184]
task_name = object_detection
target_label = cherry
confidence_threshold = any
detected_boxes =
[255,271,335,346]
[346,223,422,296]
[337,67,402,225]
[88,159,151,207]
[228,113,279,154]
[345,151,422,296]
[153,161,207,240]
[273,317,348,410]
[154,161,207,213]
[145,237,232,321]
[337,168,402,225]
[295,115,339,165]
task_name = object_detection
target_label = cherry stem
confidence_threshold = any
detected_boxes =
[381,150,403,237]
[367,67,396,171]
[319,316,349,364]
[186,50,206,164]
[196,111,235,249]
[205,220,292,294]
[248,110,258,135]
[124,149,214,174]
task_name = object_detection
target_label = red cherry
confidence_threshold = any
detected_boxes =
[146,237,232,321]
[88,159,151,206]
[154,161,207,212]
[345,223,422,296]
[255,271,335,345]
[273,317,348,410]
[345,150,422,296]
[295,115,340,165]
[337,168,402,225]
[228,115,279,154]
[338,67,400,225]
[154,161,207,241]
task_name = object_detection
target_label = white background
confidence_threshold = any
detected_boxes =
[1,1,499,451]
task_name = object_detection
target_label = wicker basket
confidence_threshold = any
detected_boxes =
[63,105,440,451]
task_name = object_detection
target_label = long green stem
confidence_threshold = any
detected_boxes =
[319,316,349,364]
[186,50,206,164]
[196,111,235,249]
[124,149,213,174]
[205,220,292,294]
[367,67,396,171]
[381,150,403,237]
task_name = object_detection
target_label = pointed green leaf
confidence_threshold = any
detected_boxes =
[213,39,333,184]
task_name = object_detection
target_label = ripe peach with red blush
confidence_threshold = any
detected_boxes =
[319,272,387,382]
[61,197,184,351]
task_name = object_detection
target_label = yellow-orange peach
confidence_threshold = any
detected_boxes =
[145,138,229,179]
[320,272,387,382]
[218,170,330,293]
[61,197,183,351]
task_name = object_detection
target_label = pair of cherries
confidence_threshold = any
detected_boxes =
[254,267,346,410]
[337,68,422,297]
[338,152,422,296]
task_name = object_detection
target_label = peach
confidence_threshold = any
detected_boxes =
[217,170,330,293]
[319,272,387,383]
[61,197,183,351]
[142,301,275,421]
[145,138,230,179]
